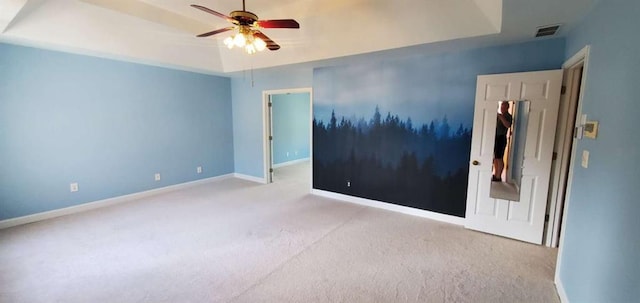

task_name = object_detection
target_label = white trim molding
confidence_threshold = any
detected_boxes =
[544,47,591,247]
[0,174,233,229]
[311,189,465,226]
[556,276,570,303]
[233,173,267,184]
[554,45,591,300]
[273,158,310,168]
[262,87,313,185]
[563,45,590,69]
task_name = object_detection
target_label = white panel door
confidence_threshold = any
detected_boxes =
[465,70,563,244]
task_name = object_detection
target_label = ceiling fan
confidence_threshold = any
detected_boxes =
[191,1,299,53]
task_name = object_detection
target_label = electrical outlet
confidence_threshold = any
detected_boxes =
[197,166,202,174]
[347,181,351,187]
[70,182,79,192]
[155,173,161,181]
[286,152,289,157]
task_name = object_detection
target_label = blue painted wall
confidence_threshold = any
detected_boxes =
[559,1,640,302]
[231,67,312,178]
[0,43,234,220]
[271,93,310,165]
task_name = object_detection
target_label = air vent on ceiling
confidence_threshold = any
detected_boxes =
[535,24,562,37]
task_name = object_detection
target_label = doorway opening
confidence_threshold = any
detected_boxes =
[545,46,590,247]
[262,88,313,184]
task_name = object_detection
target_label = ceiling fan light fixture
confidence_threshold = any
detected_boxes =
[222,28,268,54]
[233,33,247,47]
[246,44,257,54]
[254,37,267,51]
[223,36,234,49]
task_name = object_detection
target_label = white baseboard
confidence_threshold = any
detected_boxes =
[273,158,310,168]
[2,173,464,230]
[555,276,569,303]
[310,189,465,226]
[233,173,267,184]
[0,174,233,229]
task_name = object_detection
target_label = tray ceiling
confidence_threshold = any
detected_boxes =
[0,0,596,74]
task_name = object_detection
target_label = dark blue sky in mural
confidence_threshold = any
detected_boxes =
[314,57,477,129]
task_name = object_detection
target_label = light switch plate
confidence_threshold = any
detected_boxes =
[581,150,589,168]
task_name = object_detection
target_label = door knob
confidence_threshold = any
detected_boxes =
[472,160,480,166]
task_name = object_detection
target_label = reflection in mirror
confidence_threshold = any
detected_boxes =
[490,100,529,201]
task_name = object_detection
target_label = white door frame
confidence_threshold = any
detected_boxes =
[262,87,313,184]
[546,45,591,248]
[554,46,590,298]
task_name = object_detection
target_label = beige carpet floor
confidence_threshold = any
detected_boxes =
[0,161,559,302]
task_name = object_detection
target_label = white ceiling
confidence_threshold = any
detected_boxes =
[0,0,596,74]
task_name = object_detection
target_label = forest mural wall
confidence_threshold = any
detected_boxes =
[312,39,565,217]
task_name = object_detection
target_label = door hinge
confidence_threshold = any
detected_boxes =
[268,102,272,107]
[269,168,274,173]
[269,135,273,140]
[545,214,550,222]
[561,85,567,95]
[552,152,558,160]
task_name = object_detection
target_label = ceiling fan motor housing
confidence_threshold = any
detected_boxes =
[230,11,258,26]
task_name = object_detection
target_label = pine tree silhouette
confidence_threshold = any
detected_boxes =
[313,107,471,217]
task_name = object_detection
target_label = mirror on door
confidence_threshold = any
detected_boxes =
[490,100,529,201]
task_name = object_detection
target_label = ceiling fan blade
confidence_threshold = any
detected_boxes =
[197,26,235,37]
[254,31,281,51]
[191,4,233,22]
[257,19,300,29]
